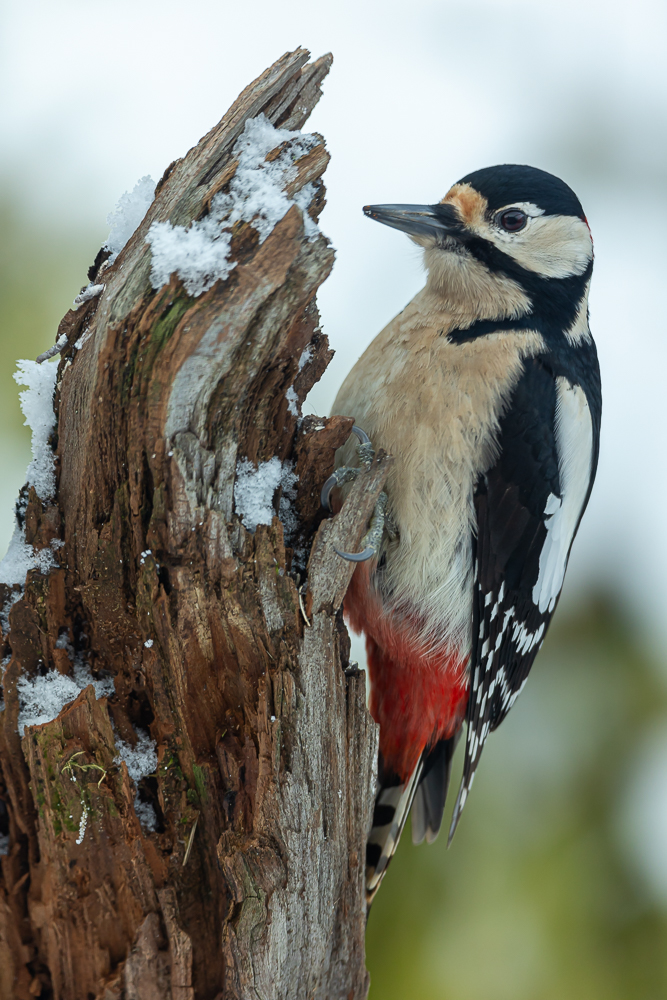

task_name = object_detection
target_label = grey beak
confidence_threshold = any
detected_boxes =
[362,202,463,239]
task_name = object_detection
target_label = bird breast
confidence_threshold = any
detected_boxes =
[332,287,546,657]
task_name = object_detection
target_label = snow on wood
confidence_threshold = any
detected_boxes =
[233,457,300,538]
[0,358,59,590]
[13,358,58,499]
[16,667,114,735]
[0,527,57,588]
[114,728,159,832]
[16,632,114,734]
[147,114,320,297]
[105,174,156,262]
[0,50,382,1000]
[235,456,281,531]
[114,728,158,784]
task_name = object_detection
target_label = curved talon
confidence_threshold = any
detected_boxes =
[320,467,360,512]
[351,425,371,446]
[334,491,387,564]
[320,473,339,512]
[334,545,376,563]
[351,425,374,466]
[320,425,374,511]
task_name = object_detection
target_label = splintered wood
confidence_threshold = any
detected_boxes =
[0,49,383,1000]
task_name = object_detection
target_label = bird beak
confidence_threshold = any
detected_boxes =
[362,202,463,239]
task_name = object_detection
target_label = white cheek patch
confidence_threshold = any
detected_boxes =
[496,215,593,278]
[533,379,593,613]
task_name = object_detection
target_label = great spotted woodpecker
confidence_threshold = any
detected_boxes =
[326,165,601,903]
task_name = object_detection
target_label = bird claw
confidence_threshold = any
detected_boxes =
[320,425,374,512]
[321,467,360,513]
[320,425,387,563]
[335,491,388,563]
[334,545,376,563]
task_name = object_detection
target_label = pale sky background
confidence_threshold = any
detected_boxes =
[1,0,667,918]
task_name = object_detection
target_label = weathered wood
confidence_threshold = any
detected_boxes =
[0,49,382,1000]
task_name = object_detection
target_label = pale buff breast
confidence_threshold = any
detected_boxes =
[332,287,545,656]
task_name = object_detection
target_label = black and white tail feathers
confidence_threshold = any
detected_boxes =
[365,734,460,906]
[366,757,423,906]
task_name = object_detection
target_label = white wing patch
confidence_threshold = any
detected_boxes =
[533,378,593,613]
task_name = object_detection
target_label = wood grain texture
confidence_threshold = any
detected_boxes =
[0,50,380,1000]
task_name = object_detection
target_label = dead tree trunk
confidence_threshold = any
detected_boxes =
[0,49,386,1000]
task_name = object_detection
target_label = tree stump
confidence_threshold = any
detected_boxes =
[0,48,386,1000]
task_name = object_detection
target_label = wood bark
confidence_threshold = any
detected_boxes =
[0,49,386,1000]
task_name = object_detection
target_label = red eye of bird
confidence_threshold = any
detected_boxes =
[499,209,527,232]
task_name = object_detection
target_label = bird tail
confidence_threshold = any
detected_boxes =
[411,732,461,844]
[365,756,423,906]
[365,731,462,907]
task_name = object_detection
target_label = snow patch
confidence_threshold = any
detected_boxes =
[0,654,11,696]
[1,650,11,708]
[285,344,313,416]
[146,114,319,297]
[16,665,113,736]
[114,728,159,832]
[0,528,58,589]
[286,385,299,417]
[105,175,156,262]
[234,457,299,535]
[133,798,157,832]
[0,359,60,593]
[0,586,24,635]
[16,634,114,736]
[13,359,58,500]
[297,345,313,372]
[114,728,158,784]
[147,219,233,298]
[234,458,283,532]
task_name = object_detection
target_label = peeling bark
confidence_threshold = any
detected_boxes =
[0,49,383,1000]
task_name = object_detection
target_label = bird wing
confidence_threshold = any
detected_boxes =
[448,355,600,841]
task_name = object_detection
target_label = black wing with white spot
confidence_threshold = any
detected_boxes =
[448,353,600,840]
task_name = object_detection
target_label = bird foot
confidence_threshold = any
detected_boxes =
[320,425,387,563]
[320,425,374,513]
[335,490,387,562]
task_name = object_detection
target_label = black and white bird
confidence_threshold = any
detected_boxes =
[326,164,601,902]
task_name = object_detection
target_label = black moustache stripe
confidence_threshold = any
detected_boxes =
[445,241,593,347]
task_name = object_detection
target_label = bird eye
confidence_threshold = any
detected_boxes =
[498,209,527,232]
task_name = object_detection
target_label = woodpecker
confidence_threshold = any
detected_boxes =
[325,164,601,903]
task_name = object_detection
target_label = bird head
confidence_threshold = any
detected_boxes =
[363,165,593,326]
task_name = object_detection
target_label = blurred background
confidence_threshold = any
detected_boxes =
[2,0,666,995]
